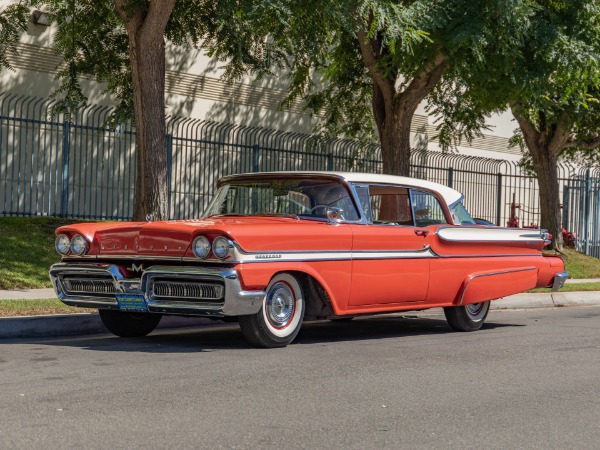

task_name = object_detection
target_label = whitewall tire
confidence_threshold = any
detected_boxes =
[443,301,490,332]
[238,273,305,348]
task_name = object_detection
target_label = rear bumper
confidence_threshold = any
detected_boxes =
[49,263,265,317]
[551,271,569,291]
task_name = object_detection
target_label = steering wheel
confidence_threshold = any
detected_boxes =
[310,205,329,215]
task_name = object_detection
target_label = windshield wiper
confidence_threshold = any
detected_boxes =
[254,212,299,219]
[205,213,249,218]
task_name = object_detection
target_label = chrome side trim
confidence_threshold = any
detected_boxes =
[436,226,549,243]
[69,248,546,264]
[459,267,537,305]
[551,271,569,291]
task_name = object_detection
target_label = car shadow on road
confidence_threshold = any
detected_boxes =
[296,314,521,345]
[37,314,523,353]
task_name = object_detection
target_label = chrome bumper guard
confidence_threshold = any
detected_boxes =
[551,271,569,291]
[49,263,265,316]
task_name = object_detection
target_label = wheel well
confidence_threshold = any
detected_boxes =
[279,271,334,320]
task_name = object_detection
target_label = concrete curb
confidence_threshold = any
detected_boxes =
[0,314,220,340]
[1,291,600,340]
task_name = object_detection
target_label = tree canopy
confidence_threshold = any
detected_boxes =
[432,0,600,249]
[34,0,238,220]
[202,0,534,177]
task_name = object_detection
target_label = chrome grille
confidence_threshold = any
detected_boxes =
[152,280,224,301]
[63,277,117,295]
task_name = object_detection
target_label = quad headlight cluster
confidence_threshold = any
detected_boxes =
[55,234,88,256]
[192,235,233,259]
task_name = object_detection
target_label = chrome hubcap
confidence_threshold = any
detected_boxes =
[266,282,295,328]
[465,302,488,321]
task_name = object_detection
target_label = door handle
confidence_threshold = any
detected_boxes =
[414,229,429,237]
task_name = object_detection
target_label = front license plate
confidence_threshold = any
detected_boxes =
[116,294,148,312]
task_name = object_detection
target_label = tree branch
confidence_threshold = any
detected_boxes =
[565,135,600,150]
[510,102,542,153]
[357,28,395,102]
[114,0,143,34]
[397,51,447,113]
[548,110,572,157]
[140,0,176,43]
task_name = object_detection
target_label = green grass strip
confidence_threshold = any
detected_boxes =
[527,282,600,293]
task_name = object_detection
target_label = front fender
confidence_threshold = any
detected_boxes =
[236,261,351,314]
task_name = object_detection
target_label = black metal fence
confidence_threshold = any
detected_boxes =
[1,92,598,255]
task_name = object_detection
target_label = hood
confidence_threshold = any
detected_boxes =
[56,216,351,256]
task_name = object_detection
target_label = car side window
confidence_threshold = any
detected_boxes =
[367,185,414,226]
[411,190,448,227]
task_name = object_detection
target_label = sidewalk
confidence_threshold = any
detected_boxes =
[0,288,56,300]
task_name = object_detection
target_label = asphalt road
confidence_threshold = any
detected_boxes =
[1,307,600,450]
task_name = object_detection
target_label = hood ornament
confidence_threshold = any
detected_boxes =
[146,213,154,223]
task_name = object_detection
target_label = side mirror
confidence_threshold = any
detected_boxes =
[326,207,344,225]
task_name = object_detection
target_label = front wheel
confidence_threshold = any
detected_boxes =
[238,273,305,348]
[443,301,490,332]
[98,310,162,337]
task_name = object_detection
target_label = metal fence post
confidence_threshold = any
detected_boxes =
[496,172,502,226]
[447,167,453,188]
[585,169,591,255]
[166,134,173,219]
[252,145,260,172]
[562,185,569,230]
[60,121,71,217]
[327,153,334,171]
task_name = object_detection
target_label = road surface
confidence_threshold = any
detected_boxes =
[1,306,599,449]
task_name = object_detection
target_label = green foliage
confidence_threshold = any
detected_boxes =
[30,0,225,122]
[432,0,600,157]
[0,2,28,71]
[203,0,540,147]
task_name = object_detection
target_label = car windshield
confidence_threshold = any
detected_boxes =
[452,202,476,225]
[203,179,360,221]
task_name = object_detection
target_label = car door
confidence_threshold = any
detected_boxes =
[348,184,432,306]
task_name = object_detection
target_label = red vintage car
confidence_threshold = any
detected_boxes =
[50,172,567,347]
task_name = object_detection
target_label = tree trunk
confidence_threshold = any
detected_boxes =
[373,86,414,177]
[358,28,447,179]
[529,145,564,251]
[115,0,175,222]
[379,114,413,176]
[511,104,565,251]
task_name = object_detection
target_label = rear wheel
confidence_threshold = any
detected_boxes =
[238,273,305,348]
[443,301,490,332]
[98,310,162,337]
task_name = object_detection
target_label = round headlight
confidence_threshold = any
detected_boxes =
[70,234,88,255]
[55,234,71,255]
[192,236,211,258]
[212,236,232,259]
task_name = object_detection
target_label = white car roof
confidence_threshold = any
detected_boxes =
[222,171,464,206]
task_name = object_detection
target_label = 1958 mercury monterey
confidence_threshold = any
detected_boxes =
[50,172,568,347]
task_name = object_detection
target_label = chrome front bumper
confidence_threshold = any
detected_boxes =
[49,263,265,316]
[551,271,569,291]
